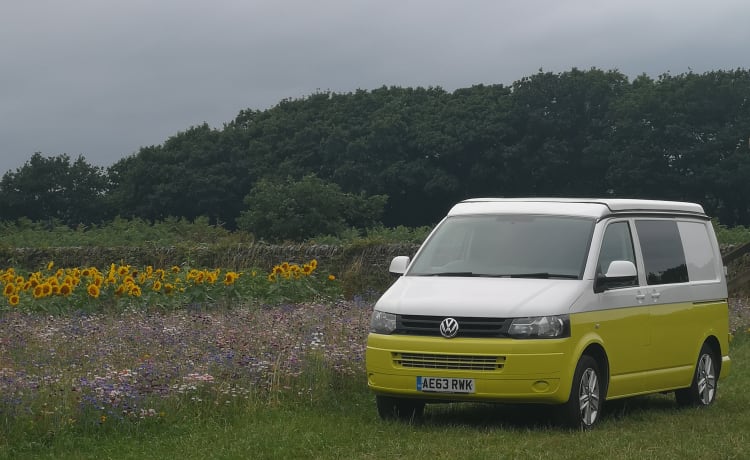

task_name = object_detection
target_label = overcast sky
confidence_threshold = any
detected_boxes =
[1,0,748,176]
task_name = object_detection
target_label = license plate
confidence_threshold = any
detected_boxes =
[417,376,475,394]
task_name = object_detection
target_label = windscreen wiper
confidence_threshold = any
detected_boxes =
[509,273,579,279]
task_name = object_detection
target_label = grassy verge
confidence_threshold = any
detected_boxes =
[2,330,748,459]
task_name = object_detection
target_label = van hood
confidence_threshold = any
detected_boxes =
[375,276,586,317]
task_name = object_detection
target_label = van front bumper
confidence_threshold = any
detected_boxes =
[366,333,575,404]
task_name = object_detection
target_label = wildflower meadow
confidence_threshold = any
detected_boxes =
[0,259,372,446]
[1,256,749,459]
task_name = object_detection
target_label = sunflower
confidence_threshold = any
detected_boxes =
[129,285,142,297]
[87,284,100,298]
[223,271,240,286]
[59,284,73,296]
[3,283,15,297]
[8,294,19,306]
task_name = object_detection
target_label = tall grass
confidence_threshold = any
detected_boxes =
[2,325,748,459]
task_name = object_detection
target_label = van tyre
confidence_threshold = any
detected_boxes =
[675,344,717,407]
[376,395,425,421]
[558,355,602,430]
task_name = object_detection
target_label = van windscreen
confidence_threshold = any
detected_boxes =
[408,215,595,279]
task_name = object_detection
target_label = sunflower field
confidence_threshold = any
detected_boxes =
[0,258,341,313]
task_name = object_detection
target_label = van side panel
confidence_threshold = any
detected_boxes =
[649,299,730,385]
[570,306,652,397]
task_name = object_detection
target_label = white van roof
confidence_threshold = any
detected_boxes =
[449,198,707,219]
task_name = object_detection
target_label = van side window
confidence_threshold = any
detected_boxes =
[635,220,689,285]
[597,222,636,280]
[677,221,719,281]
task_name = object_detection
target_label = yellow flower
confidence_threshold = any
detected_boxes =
[223,272,240,286]
[87,284,100,298]
[267,273,277,283]
[328,274,336,281]
[100,415,107,423]
[59,284,72,296]
[3,283,15,297]
[9,294,19,306]
[171,266,181,273]
[152,280,162,292]
[163,283,174,294]
[129,285,142,297]
[47,261,54,271]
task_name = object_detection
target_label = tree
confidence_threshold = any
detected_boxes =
[236,175,388,242]
[0,153,110,225]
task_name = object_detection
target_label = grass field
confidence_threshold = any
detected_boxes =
[1,299,749,460]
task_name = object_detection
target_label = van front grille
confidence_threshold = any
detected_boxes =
[393,352,505,371]
[396,315,510,338]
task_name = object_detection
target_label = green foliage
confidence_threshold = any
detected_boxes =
[0,153,110,225]
[0,216,252,248]
[713,219,750,245]
[8,69,750,234]
[237,174,388,242]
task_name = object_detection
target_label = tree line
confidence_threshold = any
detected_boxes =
[2,68,749,241]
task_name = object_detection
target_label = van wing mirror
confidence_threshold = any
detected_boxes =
[389,256,410,275]
[594,260,637,293]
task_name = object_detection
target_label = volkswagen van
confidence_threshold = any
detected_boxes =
[366,198,731,429]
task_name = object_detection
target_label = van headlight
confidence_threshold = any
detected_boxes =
[370,310,397,334]
[508,315,569,339]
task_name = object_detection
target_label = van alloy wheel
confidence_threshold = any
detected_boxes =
[558,354,603,430]
[696,353,716,405]
[676,343,718,407]
[579,368,600,426]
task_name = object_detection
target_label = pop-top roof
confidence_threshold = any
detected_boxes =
[448,198,706,219]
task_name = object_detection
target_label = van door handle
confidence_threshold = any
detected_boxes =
[650,292,661,300]
[635,293,646,301]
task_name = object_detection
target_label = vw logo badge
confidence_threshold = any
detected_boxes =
[439,317,459,338]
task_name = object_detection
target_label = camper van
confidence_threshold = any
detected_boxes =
[366,198,731,429]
